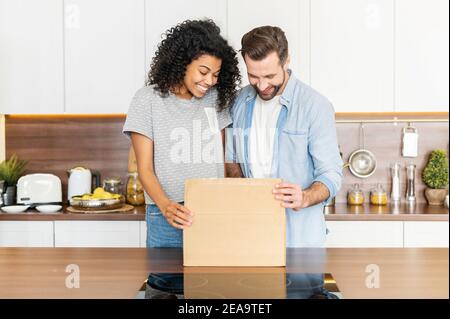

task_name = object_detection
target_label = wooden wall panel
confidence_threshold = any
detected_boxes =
[5,113,449,204]
[5,116,130,201]
[336,121,449,203]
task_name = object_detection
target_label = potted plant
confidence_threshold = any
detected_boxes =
[422,150,449,206]
[0,154,28,206]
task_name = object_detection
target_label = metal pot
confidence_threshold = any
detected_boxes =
[2,185,17,206]
[0,180,5,206]
[69,196,123,210]
[344,124,377,178]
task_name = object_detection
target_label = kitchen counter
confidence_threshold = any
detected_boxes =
[325,203,449,221]
[0,203,447,221]
[0,247,447,299]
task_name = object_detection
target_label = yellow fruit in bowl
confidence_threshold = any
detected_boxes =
[72,187,122,201]
[93,187,106,195]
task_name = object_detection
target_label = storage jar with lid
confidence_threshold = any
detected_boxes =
[126,172,145,206]
[370,183,388,205]
[348,184,365,205]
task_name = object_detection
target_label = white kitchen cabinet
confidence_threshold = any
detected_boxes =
[227,0,308,86]
[145,0,227,72]
[404,221,449,248]
[395,0,449,112]
[140,221,147,247]
[0,221,54,247]
[325,221,403,247]
[64,0,145,114]
[310,0,394,112]
[54,221,140,247]
[0,0,64,114]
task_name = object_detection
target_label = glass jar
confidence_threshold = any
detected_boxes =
[103,177,123,195]
[348,184,364,205]
[126,172,145,206]
[370,183,388,205]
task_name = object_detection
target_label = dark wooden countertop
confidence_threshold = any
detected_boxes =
[0,203,447,221]
[0,248,447,299]
[0,205,146,221]
[325,203,449,221]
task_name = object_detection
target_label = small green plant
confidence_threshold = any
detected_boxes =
[422,150,449,189]
[0,154,28,187]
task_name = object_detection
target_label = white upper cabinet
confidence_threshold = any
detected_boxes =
[310,0,394,112]
[0,0,64,114]
[145,0,227,73]
[1,0,448,115]
[227,0,308,86]
[64,0,145,114]
[395,0,449,112]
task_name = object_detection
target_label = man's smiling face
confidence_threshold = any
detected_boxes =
[244,51,289,101]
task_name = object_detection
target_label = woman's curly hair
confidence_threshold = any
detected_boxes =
[147,19,241,111]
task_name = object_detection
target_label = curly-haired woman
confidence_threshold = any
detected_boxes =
[123,19,241,248]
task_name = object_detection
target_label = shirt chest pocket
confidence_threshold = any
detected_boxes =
[280,130,309,163]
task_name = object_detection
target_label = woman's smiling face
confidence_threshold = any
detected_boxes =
[181,54,222,99]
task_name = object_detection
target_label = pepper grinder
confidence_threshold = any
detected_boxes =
[406,164,416,202]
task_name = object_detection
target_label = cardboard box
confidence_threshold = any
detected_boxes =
[183,178,286,267]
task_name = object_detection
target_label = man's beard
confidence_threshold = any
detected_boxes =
[253,70,286,101]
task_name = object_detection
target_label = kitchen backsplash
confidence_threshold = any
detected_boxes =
[5,114,449,204]
[336,118,449,203]
[5,115,130,200]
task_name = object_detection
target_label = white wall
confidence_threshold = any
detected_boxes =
[0,0,448,114]
[395,0,449,112]
[64,0,146,114]
[310,0,395,112]
[0,115,5,161]
[0,0,64,114]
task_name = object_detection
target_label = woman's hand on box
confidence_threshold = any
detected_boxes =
[162,201,194,229]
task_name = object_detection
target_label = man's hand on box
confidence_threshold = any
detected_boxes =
[162,201,194,229]
[273,182,305,211]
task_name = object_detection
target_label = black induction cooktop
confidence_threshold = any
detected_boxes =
[136,272,343,299]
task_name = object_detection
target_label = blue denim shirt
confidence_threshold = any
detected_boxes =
[226,71,343,247]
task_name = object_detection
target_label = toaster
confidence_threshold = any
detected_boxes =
[17,174,62,206]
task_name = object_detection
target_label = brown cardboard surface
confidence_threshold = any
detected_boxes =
[183,178,286,267]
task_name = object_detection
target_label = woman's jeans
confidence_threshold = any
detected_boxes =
[146,204,183,248]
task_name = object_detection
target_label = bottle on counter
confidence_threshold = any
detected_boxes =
[370,183,388,205]
[390,163,401,202]
[126,172,145,206]
[348,183,365,205]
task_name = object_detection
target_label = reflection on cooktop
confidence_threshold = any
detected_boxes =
[136,272,343,299]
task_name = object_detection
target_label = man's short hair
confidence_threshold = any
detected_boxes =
[240,26,289,64]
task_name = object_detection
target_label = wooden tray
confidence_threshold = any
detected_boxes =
[67,204,135,214]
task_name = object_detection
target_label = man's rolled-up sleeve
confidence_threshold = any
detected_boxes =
[308,99,343,205]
